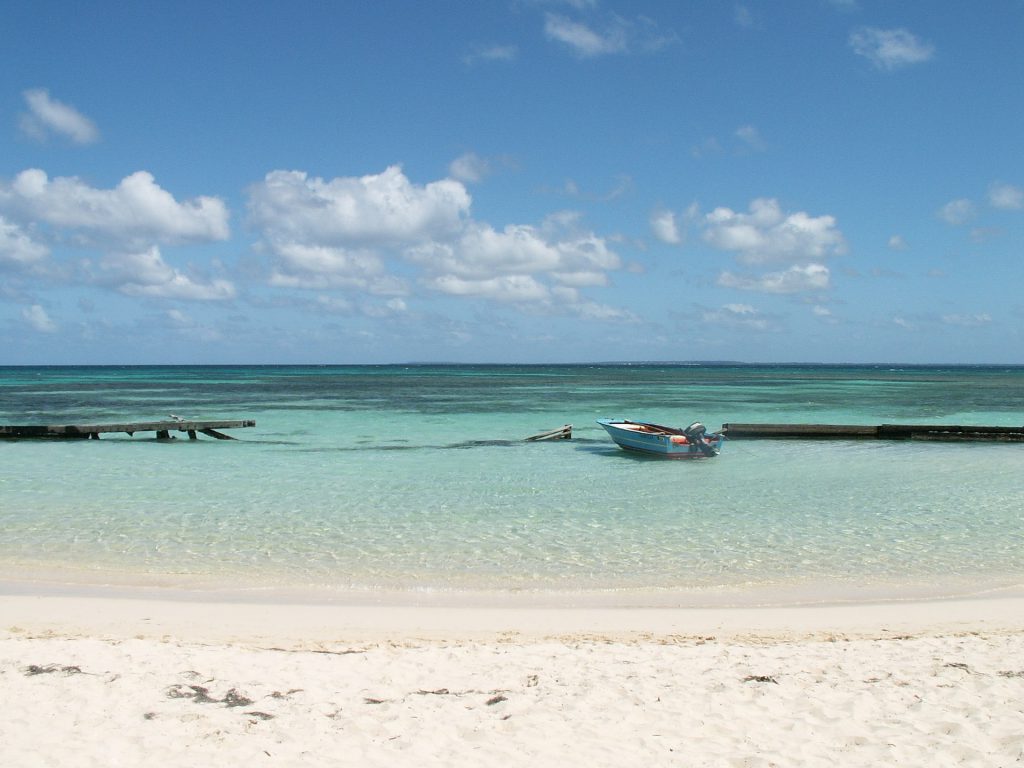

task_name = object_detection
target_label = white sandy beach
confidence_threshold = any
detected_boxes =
[1,592,1023,767]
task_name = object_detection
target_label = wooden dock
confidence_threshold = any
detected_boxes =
[0,419,256,440]
[524,424,573,441]
[719,423,1024,442]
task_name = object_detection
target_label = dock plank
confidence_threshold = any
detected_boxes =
[720,423,1024,442]
[0,419,256,439]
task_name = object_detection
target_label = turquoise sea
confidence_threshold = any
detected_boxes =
[1,364,1022,606]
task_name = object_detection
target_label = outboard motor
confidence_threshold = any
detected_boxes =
[683,421,718,457]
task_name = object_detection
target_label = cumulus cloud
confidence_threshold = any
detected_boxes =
[650,208,681,245]
[0,216,49,268]
[20,89,99,144]
[22,304,57,332]
[250,166,469,294]
[702,198,845,265]
[267,243,405,295]
[409,219,620,289]
[0,169,230,247]
[449,152,490,184]
[0,171,234,300]
[249,166,469,249]
[248,165,625,314]
[718,264,831,294]
[989,182,1023,210]
[99,247,236,300]
[888,234,908,250]
[938,198,975,226]
[849,27,934,70]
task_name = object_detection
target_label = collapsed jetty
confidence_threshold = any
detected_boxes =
[0,419,256,440]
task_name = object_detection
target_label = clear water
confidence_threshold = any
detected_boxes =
[1,364,1022,605]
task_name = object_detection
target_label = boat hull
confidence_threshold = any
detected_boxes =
[596,419,723,458]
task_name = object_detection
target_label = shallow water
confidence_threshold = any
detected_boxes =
[1,364,1022,604]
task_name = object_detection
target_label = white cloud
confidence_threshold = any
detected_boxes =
[650,208,681,245]
[888,234,908,250]
[249,166,470,249]
[938,198,975,226]
[360,298,408,318]
[20,89,99,144]
[22,304,57,332]
[942,313,992,327]
[425,274,551,302]
[569,298,638,322]
[724,303,756,315]
[989,182,1024,210]
[411,217,622,308]
[0,169,230,247]
[463,44,518,64]
[849,27,934,70]
[166,308,191,326]
[408,219,619,284]
[267,242,405,295]
[734,124,766,152]
[542,11,674,57]
[702,198,845,265]
[0,216,49,267]
[717,263,831,294]
[544,13,627,57]
[892,316,915,330]
[100,247,236,301]
[272,243,385,279]
[449,152,490,184]
[705,303,774,331]
[248,166,624,316]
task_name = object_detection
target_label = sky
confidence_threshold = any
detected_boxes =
[2,1,1023,365]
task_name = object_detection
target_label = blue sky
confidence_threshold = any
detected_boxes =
[2,0,1023,364]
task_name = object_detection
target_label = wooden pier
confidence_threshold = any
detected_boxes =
[719,423,1024,442]
[524,424,573,441]
[0,419,256,440]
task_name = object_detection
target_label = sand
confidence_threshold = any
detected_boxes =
[2,590,1024,767]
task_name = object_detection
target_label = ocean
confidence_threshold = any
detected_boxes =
[1,364,1022,606]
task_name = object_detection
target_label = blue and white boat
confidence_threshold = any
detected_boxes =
[596,419,724,458]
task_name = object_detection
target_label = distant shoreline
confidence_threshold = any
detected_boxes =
[3,361,1024,369]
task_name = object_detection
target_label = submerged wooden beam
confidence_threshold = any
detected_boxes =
[0,419,256,440]
[524,424,573,441]
[719,423,1024,442]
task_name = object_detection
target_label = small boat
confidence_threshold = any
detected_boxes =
[596,419,723,458]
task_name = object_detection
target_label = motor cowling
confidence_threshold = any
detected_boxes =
[683,421,718,457]
[683,422,707,441]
